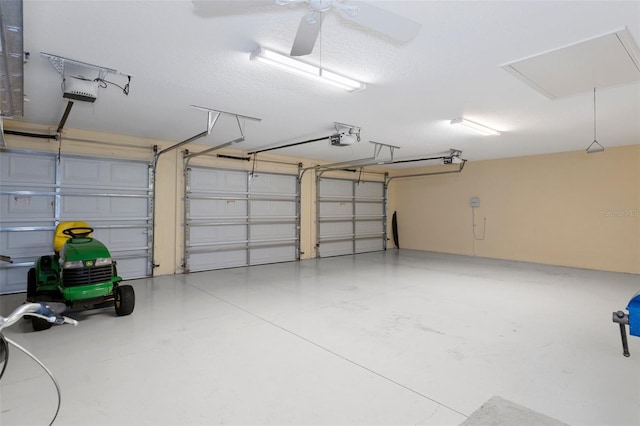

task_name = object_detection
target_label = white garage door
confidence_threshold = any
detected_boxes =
[0,149,153,294]
[184,167,299,272]
[317,177,386,257]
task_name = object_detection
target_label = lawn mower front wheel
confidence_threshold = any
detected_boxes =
[114,285,135,316]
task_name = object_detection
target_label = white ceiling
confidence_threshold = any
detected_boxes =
[13,0,640,165]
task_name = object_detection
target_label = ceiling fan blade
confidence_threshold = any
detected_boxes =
[275,0,309,5]
[290,14,322,56]
[192,0,275,17]
[339,1,421,42]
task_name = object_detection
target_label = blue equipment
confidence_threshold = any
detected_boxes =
[613,292,640,357]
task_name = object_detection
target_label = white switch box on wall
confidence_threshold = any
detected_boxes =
[470,197,480,207]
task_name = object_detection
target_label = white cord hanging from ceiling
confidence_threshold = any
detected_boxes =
[586,87,605,154]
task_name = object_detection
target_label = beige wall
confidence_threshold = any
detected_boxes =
[389,145,640,274]
[4,122,638,275]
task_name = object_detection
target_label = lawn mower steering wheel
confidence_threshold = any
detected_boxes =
[62,227,94,238]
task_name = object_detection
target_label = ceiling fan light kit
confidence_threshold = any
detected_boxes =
[450,118,501,136]
[250,46,365,92]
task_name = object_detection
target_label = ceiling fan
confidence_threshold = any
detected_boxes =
[193,0,422,57]
[278,0,421,56]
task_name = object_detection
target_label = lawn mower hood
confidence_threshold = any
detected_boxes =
[60,237,112,269]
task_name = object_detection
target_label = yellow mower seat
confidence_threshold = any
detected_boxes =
[54,221,92,253]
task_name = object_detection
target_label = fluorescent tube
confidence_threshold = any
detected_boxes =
[450,118,500,136]
[251,46,365,92]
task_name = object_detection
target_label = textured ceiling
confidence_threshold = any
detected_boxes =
[11,0,640,165]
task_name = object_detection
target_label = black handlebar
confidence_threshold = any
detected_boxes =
[62,227,94,238]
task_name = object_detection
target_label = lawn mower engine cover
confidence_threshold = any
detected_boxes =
[60,236,116,300]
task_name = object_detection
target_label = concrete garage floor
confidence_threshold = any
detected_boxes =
[1,250,638,425]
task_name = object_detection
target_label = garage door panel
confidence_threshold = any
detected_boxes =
[107,197,148,216]
[189,249,246,271]
[1,153,55,184]
[250,246,295,265]
[109,163,150,188]
[355,221,383,235]
[61,195,148,219]
[61,159,101,183]
[355,202,383,216]
[0,224,54,262]
[0,267,30,295]
[92,227,148,250]
[2,194,54,219]
[319,240,353,257]
[318,177,385,258]
[250,223,295,240]
[251,174,296,194]
[4,229,52,250]
[190,199,247,218]
[114,257,151,279]
[185,168,298,272]
[320,221,352,238]
[320,179,352,196]
[2,230,53,258]
[190,224,247,245]
[191,169,247,193]
[60,195,99,216]
[60,158,149,190]
[355,182,384,198]
[319,201,352,217]
[251,200,296,217]
[356,239,384,253]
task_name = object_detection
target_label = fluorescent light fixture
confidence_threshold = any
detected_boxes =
[450,118,500,136]
[250,46,365,92]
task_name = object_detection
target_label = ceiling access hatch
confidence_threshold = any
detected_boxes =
[501,27,640,100]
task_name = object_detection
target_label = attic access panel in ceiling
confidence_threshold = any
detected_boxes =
[502,27,640,99]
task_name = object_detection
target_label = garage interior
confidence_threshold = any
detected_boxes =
[0,1,639,425]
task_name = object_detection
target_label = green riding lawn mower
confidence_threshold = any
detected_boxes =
[27,221,135,331]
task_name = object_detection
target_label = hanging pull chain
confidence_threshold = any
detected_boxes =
[593,87,597,141]
[586,86,605,153]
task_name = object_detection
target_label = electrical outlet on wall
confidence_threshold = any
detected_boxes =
[470,197,480,207]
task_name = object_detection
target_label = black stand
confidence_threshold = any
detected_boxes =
[613,311,630,357]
